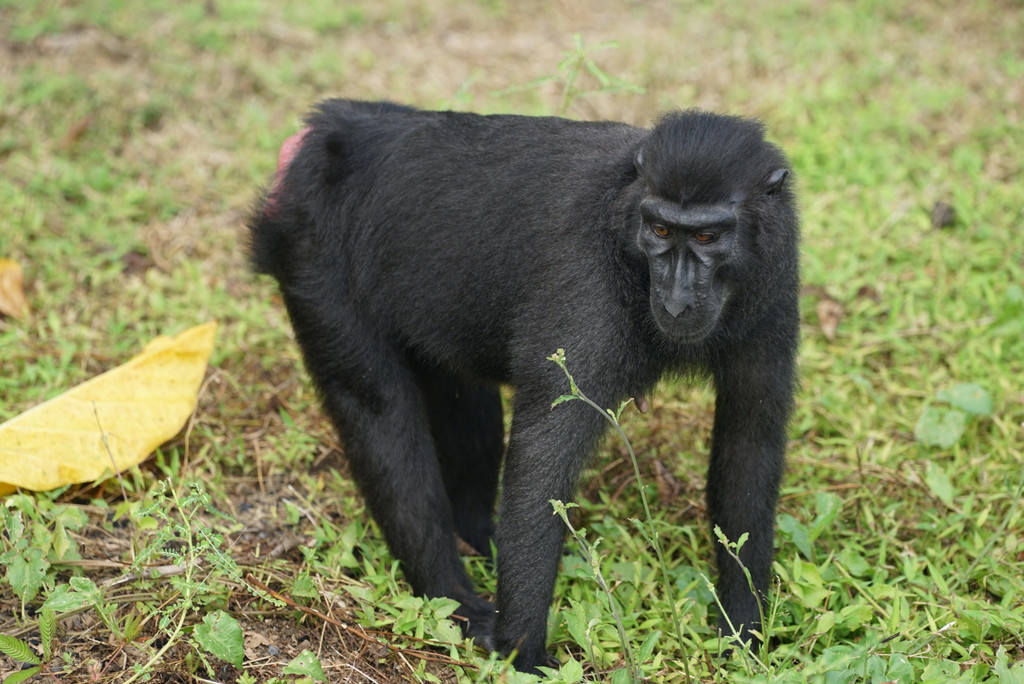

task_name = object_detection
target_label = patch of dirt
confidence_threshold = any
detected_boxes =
[0,468,473,683]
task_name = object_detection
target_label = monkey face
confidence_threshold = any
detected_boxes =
[637,196,738,342]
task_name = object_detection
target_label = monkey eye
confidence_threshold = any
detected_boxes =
[694,232,715,243]
[651,224,670,238]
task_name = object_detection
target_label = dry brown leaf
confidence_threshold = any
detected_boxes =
[816,297,845,341]
[0,322,217,495]
[0,257,29,319]
[654,459,682,504]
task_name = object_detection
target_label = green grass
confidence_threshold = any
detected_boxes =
[1,0,1023,681]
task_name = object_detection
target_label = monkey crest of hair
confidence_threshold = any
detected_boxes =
[249,99,800,675]
[642,113,769,201]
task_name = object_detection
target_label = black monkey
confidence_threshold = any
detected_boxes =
[249,99,799,673]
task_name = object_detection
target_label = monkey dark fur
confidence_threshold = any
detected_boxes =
[249,99,799,673]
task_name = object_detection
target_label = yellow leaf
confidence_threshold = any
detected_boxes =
[0,257,29,319]
[0,322,217,495]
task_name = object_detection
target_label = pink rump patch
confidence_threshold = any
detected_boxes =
[265,127,312,216]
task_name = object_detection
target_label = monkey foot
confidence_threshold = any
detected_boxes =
[453,597,497,649]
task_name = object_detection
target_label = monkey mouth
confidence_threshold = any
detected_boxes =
[653,308,718,344]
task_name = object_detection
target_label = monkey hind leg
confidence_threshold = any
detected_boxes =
[281,294,495,635]
[412,359,504,557]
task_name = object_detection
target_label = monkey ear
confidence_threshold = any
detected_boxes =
[766,168,789,195]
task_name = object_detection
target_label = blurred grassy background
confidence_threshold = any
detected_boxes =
[1,0,1022,681]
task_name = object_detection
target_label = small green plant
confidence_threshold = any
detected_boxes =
[776,491,843,562]
[914,382,993,448]
[0,607,59,683]
[120,480,253,681]
[282,649,328,683]
[35,480,271,682]
[42,576,144,647]
[494,34,645,115]
[548,349,690,682]
[0,493,87,612]
[193,610,245,670]
[551,500,637,682]
[706,528,770,674]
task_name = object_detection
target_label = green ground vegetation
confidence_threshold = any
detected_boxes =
[1,0,1022,681]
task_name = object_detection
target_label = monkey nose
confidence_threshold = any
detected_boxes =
[664,298,688,318]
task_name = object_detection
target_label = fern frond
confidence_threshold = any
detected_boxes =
[39,607,56,660]
[0,634,40,664]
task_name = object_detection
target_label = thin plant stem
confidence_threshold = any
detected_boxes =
[549,349,692,681]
